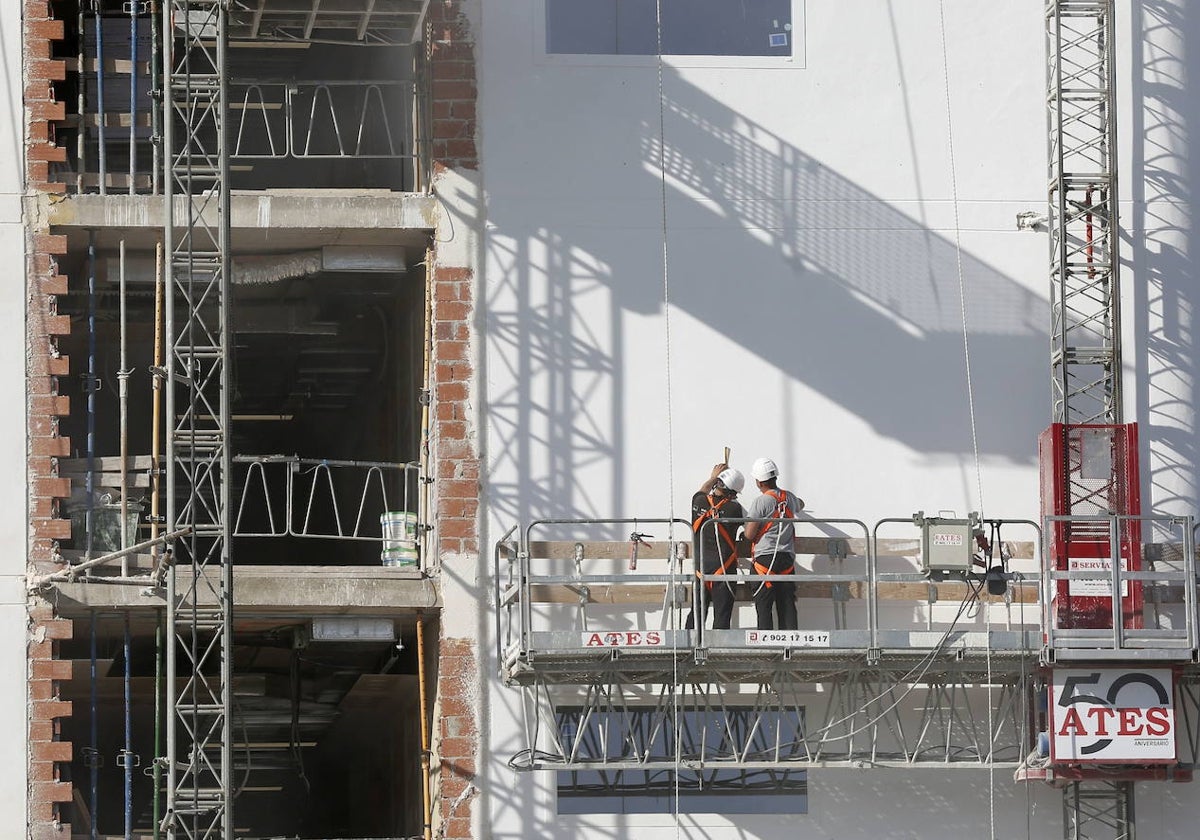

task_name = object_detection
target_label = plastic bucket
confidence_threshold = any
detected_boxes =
[380,511,418,566]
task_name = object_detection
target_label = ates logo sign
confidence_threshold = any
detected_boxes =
[1050,668,1176,763]
[581,631,665,648]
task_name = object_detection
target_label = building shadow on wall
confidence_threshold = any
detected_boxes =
[486,66,1048,527]
[1130,0,1200,515]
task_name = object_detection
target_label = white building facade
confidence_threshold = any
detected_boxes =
[461,2,1200,837]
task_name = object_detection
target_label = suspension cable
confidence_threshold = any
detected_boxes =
[651,1,682,833]
[937,5,993,834]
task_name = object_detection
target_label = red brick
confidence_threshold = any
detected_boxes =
[30,415,58,436]
[38,275,69,296]
[436,340,469,362]
[32,478,71,499]
[28,144,67,163]
[34,619,72,641]
[31,437,70,457]
[27,101,65,122]
[32,233,67,255]
[31,741,72,763]
[25,38,52,60]
[27,602,56,622]
[26,59,67,83]
[30,699,71,720]
[28,160,50,183]
[44,314,71,335]
[432,100,452,120]
[441,817,471,839]
[438,497,475,519]
[29,781,72,804]
[31,659,71,680]
[438,519,476,540]
[30,821,70,840]
[24,0,52,18]
[33,181,67,195]
[32,518,70,539]
[451,101,476,123]
[437,419,467,441]
[435,321,467,341]
[435,280,467,301]
[436,302,471,325]
[438,479,477,499]
[28,800,57,824]
[28,120,50,144]
[31,395,69,416]
[30,679,56,701]
[26,18,64,40]
[28,760,61,783]
[29,720,56,742]
[435,381,467,403]
[432,80,476,102]
[433,266,472,282]
[435,362,470,384]
[440,139,476,161]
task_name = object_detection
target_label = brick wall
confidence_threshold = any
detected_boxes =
[428,2,481,838]
[427,0,478,171]
[436,638,479,839]
[25,3,74,839]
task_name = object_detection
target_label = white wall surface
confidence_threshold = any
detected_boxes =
[0,0,28,835]
[472,1,1200,837]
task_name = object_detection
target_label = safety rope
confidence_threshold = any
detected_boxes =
[651,2,683,833]
[938,3,993,836]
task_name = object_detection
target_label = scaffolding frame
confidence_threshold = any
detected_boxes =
[1047,0,1122,429]
[1046,2,1140,835]
[163,2,234,837]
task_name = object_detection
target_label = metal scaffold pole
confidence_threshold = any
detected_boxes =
[163,2,233,838]
[1046,2,1130,837]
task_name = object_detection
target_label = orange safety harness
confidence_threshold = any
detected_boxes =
[752,489,794,588]
[692,494,739,590]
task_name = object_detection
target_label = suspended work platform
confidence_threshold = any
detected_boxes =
[494,515,1200,776]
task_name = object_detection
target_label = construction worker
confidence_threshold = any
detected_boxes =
[743,457,805,630]
[685,463,745,632]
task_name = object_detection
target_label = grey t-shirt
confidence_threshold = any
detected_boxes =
[745,488,804,557]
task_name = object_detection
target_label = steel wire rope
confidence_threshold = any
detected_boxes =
[649,0,685,833]
[936,4,996,834]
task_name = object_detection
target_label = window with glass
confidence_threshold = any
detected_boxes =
[546,0,795,57]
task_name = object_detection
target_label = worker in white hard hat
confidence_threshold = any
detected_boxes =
[742,457,805,630]
[685,462,745,632]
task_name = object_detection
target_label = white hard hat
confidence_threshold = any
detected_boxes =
[751,457,778,481]
[716,468,745,494]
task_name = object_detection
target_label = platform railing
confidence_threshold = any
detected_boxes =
[1043,514,1196,660]
[497,514,1052,675]
[231,455,424,559]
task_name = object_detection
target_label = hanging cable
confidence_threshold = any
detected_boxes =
[937,7,994,832]
[651,1,682,832]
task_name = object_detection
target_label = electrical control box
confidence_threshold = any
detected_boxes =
[917,511,978,574]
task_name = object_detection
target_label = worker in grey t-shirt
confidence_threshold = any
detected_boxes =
[742,458,805,630]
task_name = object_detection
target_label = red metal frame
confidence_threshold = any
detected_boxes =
[1039,423,1143,630]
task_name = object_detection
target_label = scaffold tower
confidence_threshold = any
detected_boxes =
[163,2,234,837]
[1046,2,1132,837]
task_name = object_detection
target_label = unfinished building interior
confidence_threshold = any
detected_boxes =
[27,2,453,838]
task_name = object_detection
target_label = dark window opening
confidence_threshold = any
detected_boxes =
[546,0,794,57]
[555,706,808,814]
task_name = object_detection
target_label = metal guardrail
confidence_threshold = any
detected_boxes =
[231,79,420,160]
[232,455,423,547]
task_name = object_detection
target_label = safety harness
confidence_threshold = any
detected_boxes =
[752,489,794,588]
[692,494,739,590]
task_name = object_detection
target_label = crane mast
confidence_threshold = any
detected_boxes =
[1046,3,1134,837]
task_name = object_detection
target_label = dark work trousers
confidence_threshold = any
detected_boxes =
[685,577,736,631]
[753,552,797,630]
